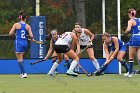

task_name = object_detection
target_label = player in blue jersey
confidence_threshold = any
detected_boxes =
[124,8,140,77]
[9,10,34,78]
[93,32,129,76]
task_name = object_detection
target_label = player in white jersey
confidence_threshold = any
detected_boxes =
[43,29,71,74]
[73,22,100,72]
[47,32,80,77]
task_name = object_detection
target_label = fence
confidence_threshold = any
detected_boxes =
[0,34,129,59]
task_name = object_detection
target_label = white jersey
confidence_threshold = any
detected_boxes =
[79,28,92,45]
[55,32,72,45]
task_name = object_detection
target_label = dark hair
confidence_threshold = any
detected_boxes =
[128,8,136,16]
[75,22,81,26]
[18,10,26,20]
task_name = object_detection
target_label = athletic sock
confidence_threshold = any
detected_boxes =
[52,59,57,71]
[129,60,134,74]
[121,59,129,72]
[92,59,100,70]
[49,61,59,74]
[69,60,78,71]
[18,61,25,74]
[74,61,79,72]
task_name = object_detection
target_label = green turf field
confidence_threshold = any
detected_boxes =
[0,74,140,93]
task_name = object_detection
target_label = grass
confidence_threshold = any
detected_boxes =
[0,74,140,93]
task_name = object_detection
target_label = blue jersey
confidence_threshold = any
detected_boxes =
[106,37,126,52]
[14,22,28,52]
[127,18,140,47]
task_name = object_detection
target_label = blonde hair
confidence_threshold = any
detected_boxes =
[51,29,57,35]
[102,32,111,37]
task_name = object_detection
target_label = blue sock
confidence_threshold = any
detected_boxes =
[129,60,134,74]
[52,60,57,64]
[121,59,129,72]
[65,60,72,69]
[18,61,25,74]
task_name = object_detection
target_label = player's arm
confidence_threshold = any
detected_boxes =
[84,29,95,42]
[124,20,133,34]
[9,23,16,36]
[75,36,80,54]
[109,37,119,61]
[44,39,53,60]
[26,24,34,40]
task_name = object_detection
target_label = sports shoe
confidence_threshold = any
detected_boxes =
[47,73,54,77]
[124,72,133,78]
[20,73,23,77]
[127,74,133,78]
[74,71,80,74]
[94,70,101,76]
[66,70,78,77]
[54,71,59,75]
[124,72,129,77]
[21,73,27,78]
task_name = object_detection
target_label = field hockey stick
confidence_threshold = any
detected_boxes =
[78,45,89,54]
[28,38,43,44]
[77,45,90,76]
[30,59,46,65]
[28,38,47,45]
[77,63,90,76]
[64,45,89,67]
[30,56,57,65]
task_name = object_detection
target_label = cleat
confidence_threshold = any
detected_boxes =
[89,73,94,76]
[124,72,129,77]
[47,73,55,77]
[20,73,23,77]
[66,70,78,77]
[74,71,80,74]
[124,72,133,78]
[94,71,101,76]
[21,73,27,78]
[54,71,59,75]
[127,74,133,78]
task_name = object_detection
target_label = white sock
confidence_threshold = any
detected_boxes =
[69,60,78,71]
[92,59,100,70]
[74,61,79,72]
[48,62,59,74]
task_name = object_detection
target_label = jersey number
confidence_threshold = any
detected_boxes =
[138,26,140,30]
[21,30,26,39]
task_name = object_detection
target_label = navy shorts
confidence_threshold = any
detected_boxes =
[54,45,70,53]
[80,45,93,49]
